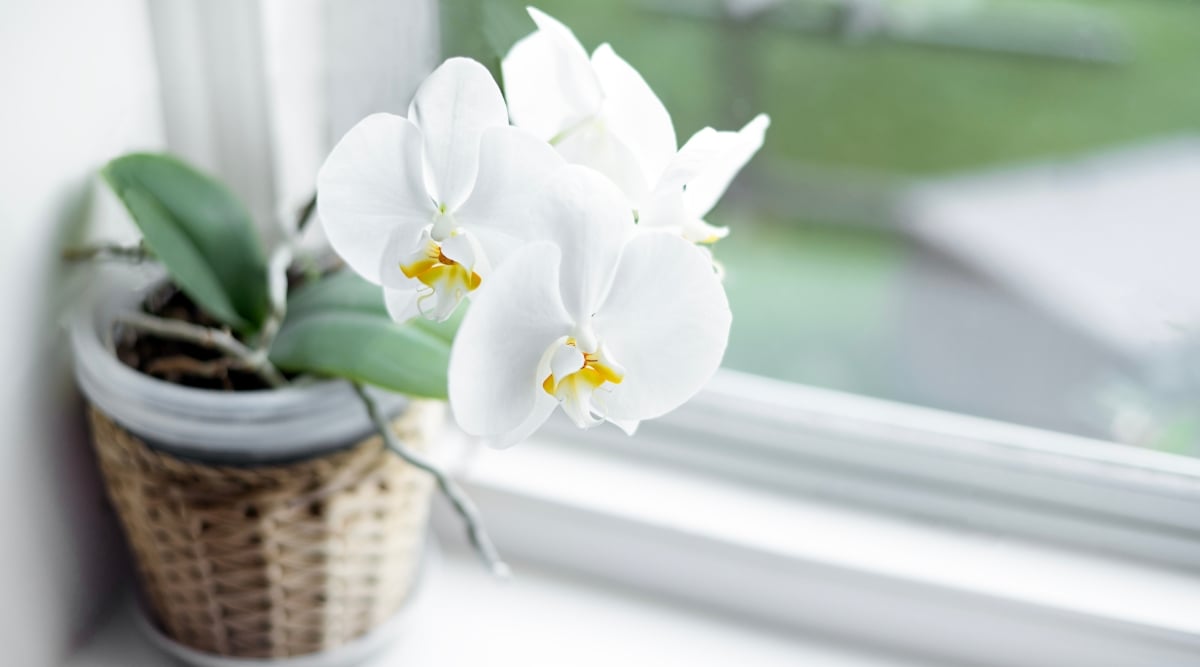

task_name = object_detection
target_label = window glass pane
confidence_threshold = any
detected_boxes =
[446,0,1200,454]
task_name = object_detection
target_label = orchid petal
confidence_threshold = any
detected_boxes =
[658,113,770,218]
[317,113,434,283]
[636,187,687,235]
[384,286,421,322]
[502,7,604,141]
[683,219,730,244]
[440,232,479,272]
[377,230,423,322]
[549,343,585,385]
[408,58,508,210]
[380,225,425,289]
[525,166,634,322]
[448,241,573,438]
[637,188,730,244]
[554,121,652,204]
[591,43,676,185]
[559,376,603,429]
[594,232,731,421]
[465,227,526,272]
[455,126,566,242]
[488,394,559,449]
[608,417,640,436]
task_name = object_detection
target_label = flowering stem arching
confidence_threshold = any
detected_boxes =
[351,382,512,580]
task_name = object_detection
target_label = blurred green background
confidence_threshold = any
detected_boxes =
[446,0,1200,171]
[442,0,1200,432]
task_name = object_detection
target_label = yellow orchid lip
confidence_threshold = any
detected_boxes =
[542,338,624,396]
[400,237,482,293]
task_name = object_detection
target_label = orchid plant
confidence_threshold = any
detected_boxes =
[319,8,768,444]
[74,8,767,576]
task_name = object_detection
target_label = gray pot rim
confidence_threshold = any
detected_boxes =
[70,278,410,464]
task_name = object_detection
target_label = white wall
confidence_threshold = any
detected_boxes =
[0,2,164,665]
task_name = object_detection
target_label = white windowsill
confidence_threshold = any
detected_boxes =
[65,379,1200,667]
[67,547,926,667]
[438,424,1200,667]
[460,433,1200,635]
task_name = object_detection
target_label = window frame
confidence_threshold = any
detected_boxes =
[543,369,1200,569]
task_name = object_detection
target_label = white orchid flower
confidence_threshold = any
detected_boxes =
[318,57,564,322]
[636,114,771,243]
[502,7,770,244]
[448,167,731,447]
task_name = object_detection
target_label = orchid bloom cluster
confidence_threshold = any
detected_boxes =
[318,8,768,446]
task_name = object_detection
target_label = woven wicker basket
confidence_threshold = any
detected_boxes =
[88,401,439,659]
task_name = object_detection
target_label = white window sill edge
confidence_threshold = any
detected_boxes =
[434,425,1200,667]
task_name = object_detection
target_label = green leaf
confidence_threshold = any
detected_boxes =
[285,269,391,320]
[440,0,530,89]
[102,153,270,333]
[286,269,465,342]
[272,271,454,398]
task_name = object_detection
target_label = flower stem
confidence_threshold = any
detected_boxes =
[114,311,288,388]
[351,382,512,580]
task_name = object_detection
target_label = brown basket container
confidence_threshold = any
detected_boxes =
[87,402,438,659]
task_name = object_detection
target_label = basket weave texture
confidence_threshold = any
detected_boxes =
[88,402,440,659]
